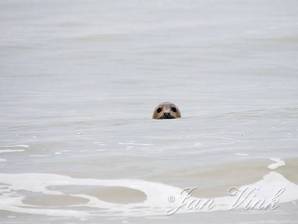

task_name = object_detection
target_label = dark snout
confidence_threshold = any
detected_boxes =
[161,112,174,119]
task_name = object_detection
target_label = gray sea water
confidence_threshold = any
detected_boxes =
[0,0,298,223]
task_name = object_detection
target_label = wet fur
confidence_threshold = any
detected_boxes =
[152,102,181,119]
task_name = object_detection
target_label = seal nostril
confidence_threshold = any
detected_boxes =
[164,112,171,118]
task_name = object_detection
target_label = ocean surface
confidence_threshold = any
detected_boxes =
[0,0,298,223]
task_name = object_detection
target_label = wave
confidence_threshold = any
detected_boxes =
[0,166,298,217]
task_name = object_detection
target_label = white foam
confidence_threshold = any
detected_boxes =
[0,171,297,217]
[268,158,286,170]
[0,145,28,155]
[0,149,25,154]
[118,142,153,146]
[93,141,106,146]
[235,153,248,156]
[0,145,29,148]
[0,173,181,217]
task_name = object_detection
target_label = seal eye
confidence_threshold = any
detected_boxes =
[171,107,177,112]
[156,108,162,113]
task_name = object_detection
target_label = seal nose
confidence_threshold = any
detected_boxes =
[163,112,171,118]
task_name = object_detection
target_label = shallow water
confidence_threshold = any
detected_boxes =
[0,0,298,223]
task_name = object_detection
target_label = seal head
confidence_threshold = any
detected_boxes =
[152,102,181,119]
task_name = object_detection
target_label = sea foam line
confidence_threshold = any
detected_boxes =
[0,170,297,218]
[268,158,286,170]
[0,145,29,148]
[0,149,25,154]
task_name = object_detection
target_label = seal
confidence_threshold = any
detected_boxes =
[152,102,181,119]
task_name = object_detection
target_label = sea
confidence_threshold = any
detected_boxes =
[0,0,298,223]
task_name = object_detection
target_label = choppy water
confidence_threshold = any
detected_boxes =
[0,0,298,223]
